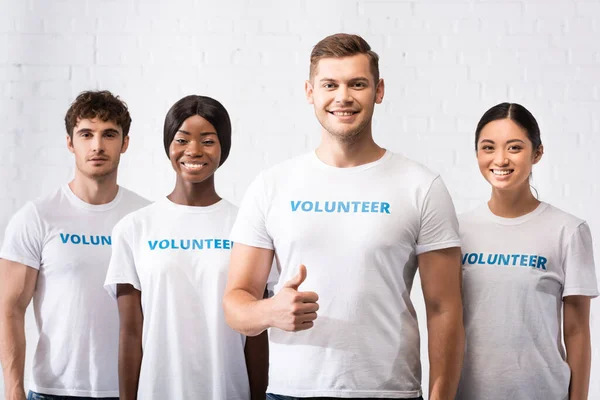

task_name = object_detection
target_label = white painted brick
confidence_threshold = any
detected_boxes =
[0,66,23,81]
[13,16,45,33]
[454,19,480,35]
[5,81,39,98]
[423,17,457,33]
[552,34,600,50]
[518,49,568,65]
[402,50,432,65]
[0,34,94,65]
[432,50,460,64]
[414,3,473,19]
[260,19,289,34]
[85,0,136,17]
[474,2,522,17]
[526,65,577,82]
[391,19,429,34]
[97,16,153,34]
[576,66,600,83]
[569,50,600,64]
[480,83,510,101]
[416,65,468,82]
[404,116,429,132]
[508,83,543,101]
[536,17,567,34]
[233,18,262,35]
[523,2,576,17]
[245,1,306,19]
[442,34,497,50]
[459,50,491,66]
[30,0,86,17]
[385,34,441,52]
[38,81,76,99]
[23,66,70,81]
[359,2,411,17]
[0,16,15,33]
[96,35,143,65]
[455,82,481,99]
[576,1,600,17]
[564,17,595,34]
[403,82,431,100]
[430,116,457,133]
[507,18,537,35]
[43,16,97,35]
[469,65,525,82]
[496,34,551,50]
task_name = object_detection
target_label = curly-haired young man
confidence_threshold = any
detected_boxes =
[0,91,149,400]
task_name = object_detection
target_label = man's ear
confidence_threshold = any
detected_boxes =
[66,134,75,154]
[120,135,130,154]
[305,80,314,105]
[375,78,385,104]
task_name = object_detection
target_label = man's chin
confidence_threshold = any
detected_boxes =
[80,167,119,180]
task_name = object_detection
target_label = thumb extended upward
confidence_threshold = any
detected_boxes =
[282,264,307,290]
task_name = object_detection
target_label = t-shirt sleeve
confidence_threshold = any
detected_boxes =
[230,173,274,250]
[104,217,141,299]
[0,202,43,269]
[562,222,599,298]
[416,176,461,255]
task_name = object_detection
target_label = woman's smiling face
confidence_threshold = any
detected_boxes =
[169,115,221,184]
[476,118,543,192]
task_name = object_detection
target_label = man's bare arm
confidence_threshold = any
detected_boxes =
[223,243,319,337]
[0,259,38,400]
[418,247,464,400]
[116,284,143,400]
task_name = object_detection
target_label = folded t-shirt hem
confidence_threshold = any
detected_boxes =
[0,252,40,270]
[416,239,461,255]
[104,279,142,299]
[267,386,422,398]
[563,288,599,298]
[229,237,274,250]
[29,383,119,397]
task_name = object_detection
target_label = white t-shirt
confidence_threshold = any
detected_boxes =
[456,202,599,400]
[104,198,251,400]
[230,150,461,398]
[0,184,148,397]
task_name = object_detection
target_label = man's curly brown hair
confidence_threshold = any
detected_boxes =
[64,90,132,138]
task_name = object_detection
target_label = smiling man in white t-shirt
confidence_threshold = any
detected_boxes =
[0,91,148,400]
[224,33,465,400]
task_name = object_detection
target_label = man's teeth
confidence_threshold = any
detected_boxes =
[333,111,354,116]
[492,170,512,175]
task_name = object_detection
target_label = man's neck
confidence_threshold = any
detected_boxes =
[68,171,119,205]
[316,128,385,168]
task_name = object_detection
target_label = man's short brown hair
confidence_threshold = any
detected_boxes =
[64,90,132,138]
[309,33,380,83]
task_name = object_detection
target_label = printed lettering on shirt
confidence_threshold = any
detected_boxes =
[147,238,233,251]
[461,252,548,271]
[290,200,391,214]
[60,233,112,246]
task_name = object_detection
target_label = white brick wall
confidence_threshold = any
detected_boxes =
[0,0,599,398]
